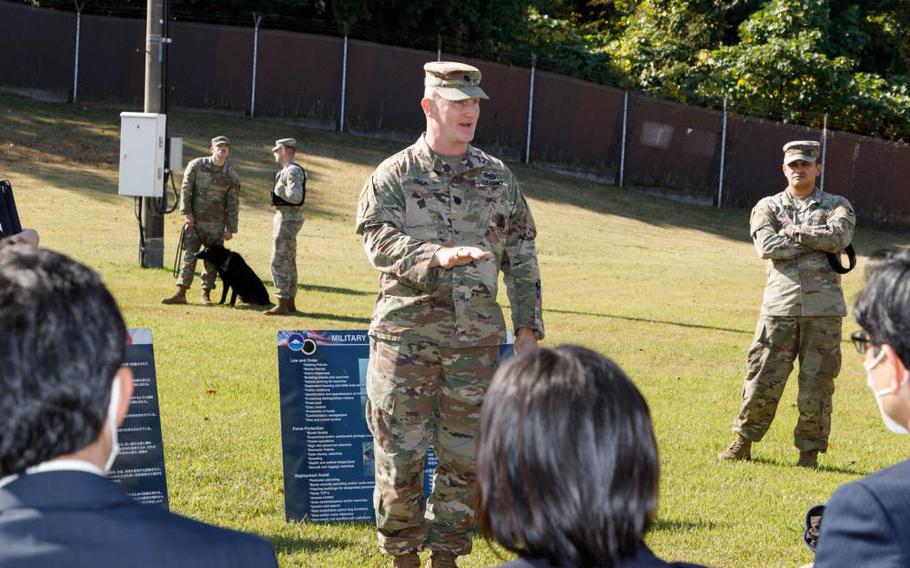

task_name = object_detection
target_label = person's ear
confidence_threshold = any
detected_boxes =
[883,344,907,393]
[115,367,135,426]
[420,97,433,116]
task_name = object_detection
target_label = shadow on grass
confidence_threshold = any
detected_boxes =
[750,456,865,476]
[269,534,353,556]
[299,311,372,325]
[547,307,752,336]
[652,518,719,532]
[299,283,373,296]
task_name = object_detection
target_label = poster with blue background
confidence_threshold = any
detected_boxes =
[109,328,169,509]
[277,330,511,523]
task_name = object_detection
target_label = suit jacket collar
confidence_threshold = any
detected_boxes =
[0,470,131,511]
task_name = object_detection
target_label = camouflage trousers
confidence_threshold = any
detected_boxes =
[175,224,223,290]
[270,212,303,300]
[732,316,842,451]
[365,338,500,556]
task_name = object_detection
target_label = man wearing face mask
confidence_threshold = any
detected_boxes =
[0,247,277,568]
[812,248,910,566]
[719,141,856,468]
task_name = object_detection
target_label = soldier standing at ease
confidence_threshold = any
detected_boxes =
[356,62,544,568]
[719,141,856,468]
[264,138,306,316]
[162,136,240,306]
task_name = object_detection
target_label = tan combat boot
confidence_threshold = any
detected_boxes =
[201,289,213,307]
[264,298,291,316]
[797,450,819,468]
[391,553,420,568]
[426,550,459,568]
[161,285,188,305]
[718,435,752,462]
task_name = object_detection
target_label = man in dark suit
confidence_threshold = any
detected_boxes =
[0,247,277,568]
[814,248,910,567]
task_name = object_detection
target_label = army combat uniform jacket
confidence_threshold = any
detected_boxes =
[750,188,855,317]
[273,161,306,221]
[179,157,241,234]
[356,135,544,348]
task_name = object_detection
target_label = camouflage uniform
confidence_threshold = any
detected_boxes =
[356,134,544,556]
[177,156,240,290]
[270,160,306,300]
[732,187,855,451]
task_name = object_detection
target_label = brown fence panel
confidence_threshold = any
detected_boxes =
[451,54,529,161]
[624,95,722,200]
[530,72,623,175]
[825,131,910,229]
[254,30,341,123]
[723,116,820,208]
[0,2,73,93]
[77,13,144,104]
[344,40,433,139]
[168,21,252,112]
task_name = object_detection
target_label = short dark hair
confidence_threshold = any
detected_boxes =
[477,345,659,568]
[855,247,910,368]
[0,247,127,476]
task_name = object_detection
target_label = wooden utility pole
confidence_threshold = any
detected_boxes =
[141,0,166,267]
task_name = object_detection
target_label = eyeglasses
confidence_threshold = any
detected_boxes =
[850,330,880,355]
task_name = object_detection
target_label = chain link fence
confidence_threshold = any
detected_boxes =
[1,0,908,228]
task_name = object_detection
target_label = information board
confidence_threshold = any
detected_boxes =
[277,330,511,523]
[109,328,169,509]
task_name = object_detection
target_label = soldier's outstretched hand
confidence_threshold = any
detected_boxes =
[431,246,492,269]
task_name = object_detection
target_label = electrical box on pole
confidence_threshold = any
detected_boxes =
[118,112,166,197]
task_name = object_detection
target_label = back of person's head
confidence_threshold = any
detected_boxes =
[0,247,126,477]
[477,345,659,568]
[854,247,910,367]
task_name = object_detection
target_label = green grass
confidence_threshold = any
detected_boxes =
[3,89,909,567]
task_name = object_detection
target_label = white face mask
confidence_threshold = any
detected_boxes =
[865,350,910,435]
[104,376,122,472]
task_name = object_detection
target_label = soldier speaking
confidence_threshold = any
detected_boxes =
[355,62,544,568]
[720,140,856,468]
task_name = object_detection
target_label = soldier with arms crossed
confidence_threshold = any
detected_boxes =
[720,141,855,468]
[265,138,306,316]
[356,62,544,568]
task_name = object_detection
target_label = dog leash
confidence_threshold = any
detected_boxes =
[172,225,186,278]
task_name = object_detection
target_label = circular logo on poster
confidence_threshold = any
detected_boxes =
[288,334,305,351]
[301,339,318,355]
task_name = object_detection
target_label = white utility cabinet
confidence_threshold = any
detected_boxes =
[118,112,166,197]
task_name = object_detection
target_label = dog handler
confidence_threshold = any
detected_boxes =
[162,135,241,306]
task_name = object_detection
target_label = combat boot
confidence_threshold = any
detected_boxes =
[426,550,459,568]
[264,298,291,316]
[201,289,213,307]
[161,285,188,305]
[718,435,752,462]
[391,553,420,568]
[797,450,819,468]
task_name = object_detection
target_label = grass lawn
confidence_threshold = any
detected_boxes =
[2,89,908,567]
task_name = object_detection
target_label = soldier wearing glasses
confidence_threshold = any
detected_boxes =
[719,140,856,468]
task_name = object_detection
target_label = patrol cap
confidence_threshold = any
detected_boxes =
[424,61,489,101]
[783,140,821,165]
[272,138,296,152]
[211,136,231,147]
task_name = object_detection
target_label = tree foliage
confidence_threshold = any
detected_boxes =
[20,0,910,140]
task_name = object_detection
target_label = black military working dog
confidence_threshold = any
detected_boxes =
[195,245,271,307]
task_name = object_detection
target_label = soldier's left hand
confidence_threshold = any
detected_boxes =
[514,327,538,355]
[779,224,798,239]
[223,231,234,242]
